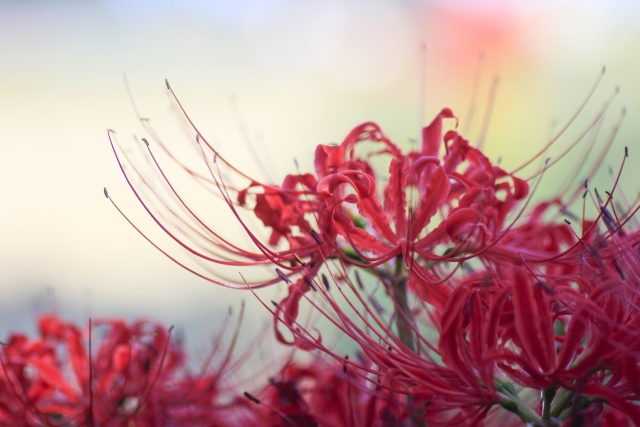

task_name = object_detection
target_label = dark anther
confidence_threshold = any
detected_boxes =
[584,179,589,189]
[612,258,626,281]
[625,146,629,157]
[310,229,323,245]
[321,274,330,291]
[103,187,109,198]
[600,206,621,235]
[564,219,571,225]
[244,392,261,404]
[276,268,292,284]
[271,300,280,309]
[142,138,149,147]
[165,79,170,90]
[303,276,317,292]
[355,270,364,290]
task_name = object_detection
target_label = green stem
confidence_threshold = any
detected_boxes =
[391,278,416,352]
[497,392,541,423]
[392,257,415,352]
[550,388,573,418]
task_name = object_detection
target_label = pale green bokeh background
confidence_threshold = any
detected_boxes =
[1,0,639,354]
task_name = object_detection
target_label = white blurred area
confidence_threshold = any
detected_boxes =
[0,0,639,354]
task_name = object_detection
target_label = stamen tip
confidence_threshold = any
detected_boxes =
[625,146,629,157]
[321,274,330,291]
[243,392,261,405]
[165,79,171,90]
[310,229,323,245]
[142,137,149,147]
[106,129,116,134]
[276,268,292,284]
[303,276,317,292]
[103,187,109,198]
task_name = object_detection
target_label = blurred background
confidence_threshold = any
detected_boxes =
[1,0,639,359]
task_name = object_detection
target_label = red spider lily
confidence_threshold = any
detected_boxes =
[0,312,261,426]
[108,71,640,426]
[243,360,416,427]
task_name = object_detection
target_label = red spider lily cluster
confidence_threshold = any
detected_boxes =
[95,73,640,426]
[0,312,418,426]
[0,314,254,426]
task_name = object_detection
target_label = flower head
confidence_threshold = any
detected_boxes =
[108,73,640,426]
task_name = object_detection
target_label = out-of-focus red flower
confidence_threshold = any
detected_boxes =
[244,360,412,427]
[0,314,265,426]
